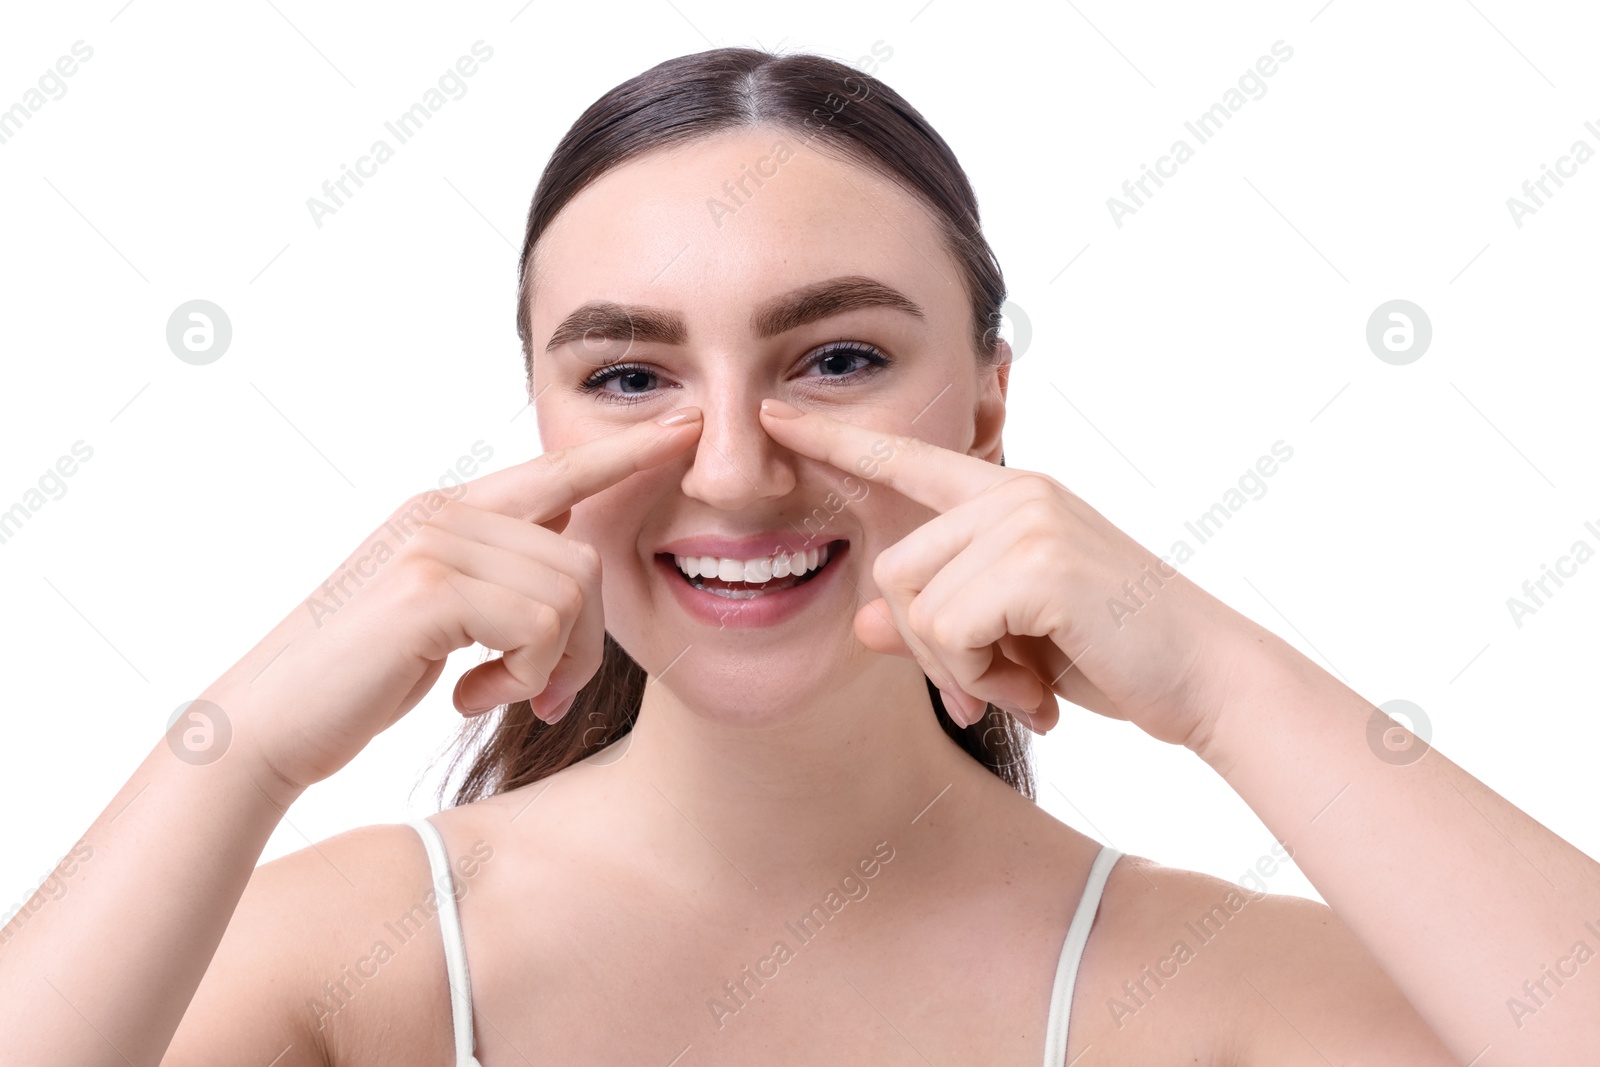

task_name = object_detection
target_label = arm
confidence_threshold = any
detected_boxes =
[746,402,1600,1061]
[0,718,308,1066]
[1079,859,1460,1065]
[1197,624,1600,1065]
[0,415,699,1064]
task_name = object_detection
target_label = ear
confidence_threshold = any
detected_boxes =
[969,338,1011,464]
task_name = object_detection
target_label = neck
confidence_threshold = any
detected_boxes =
[607,652,1006,887]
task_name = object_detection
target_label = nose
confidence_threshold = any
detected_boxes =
[677,392,797,510]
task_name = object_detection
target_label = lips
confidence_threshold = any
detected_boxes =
[654,539,850,628]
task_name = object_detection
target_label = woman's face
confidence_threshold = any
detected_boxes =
[526,126,1007,719]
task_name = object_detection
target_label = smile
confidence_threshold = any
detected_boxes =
[654,539,849,627]
[671,543,834,597]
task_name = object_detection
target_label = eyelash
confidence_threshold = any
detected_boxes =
[576,341,892,405]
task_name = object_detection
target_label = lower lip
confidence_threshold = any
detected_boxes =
[657,542,849,629]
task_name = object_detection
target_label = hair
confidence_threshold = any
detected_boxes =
[435,45,1035,808]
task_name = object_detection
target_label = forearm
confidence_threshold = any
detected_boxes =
[0,712,302,1066]
[1198,627,1600,1066]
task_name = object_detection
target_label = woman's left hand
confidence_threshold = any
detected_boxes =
[758,398,1264,752]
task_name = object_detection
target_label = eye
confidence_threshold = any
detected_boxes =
[577,361,664,405]
[802,341,892,383]
[575,341,892,406]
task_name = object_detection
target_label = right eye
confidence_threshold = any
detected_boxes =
[577,362,672,405]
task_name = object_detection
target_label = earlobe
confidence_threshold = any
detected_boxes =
[969,343,1010,464]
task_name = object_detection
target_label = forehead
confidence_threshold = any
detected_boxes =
[528,127,964,339]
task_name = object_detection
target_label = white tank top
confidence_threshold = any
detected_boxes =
[408,817,1121,1066]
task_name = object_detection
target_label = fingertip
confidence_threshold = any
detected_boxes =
[760,397,803,420]
[548,693,576,723]
[658,406,703,428]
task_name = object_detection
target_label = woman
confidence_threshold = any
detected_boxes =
[3,46,1594,1066]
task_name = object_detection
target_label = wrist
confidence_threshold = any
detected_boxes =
[1184,622,1331,776]
[190,684,311,811]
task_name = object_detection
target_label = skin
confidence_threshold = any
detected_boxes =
[4,125,1595,1065]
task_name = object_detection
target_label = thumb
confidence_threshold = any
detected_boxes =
[854,598,913,657]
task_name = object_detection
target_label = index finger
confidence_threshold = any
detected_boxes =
[459,406,703,525]
[757,399,1006,513]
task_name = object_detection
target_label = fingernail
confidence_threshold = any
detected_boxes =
[529,687,560,719]
[1001,703,1044,735]
[455,674,492,715]
[760,398,802,419]
[659,406,702,427]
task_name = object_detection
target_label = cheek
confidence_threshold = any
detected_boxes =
[562,467,677,565]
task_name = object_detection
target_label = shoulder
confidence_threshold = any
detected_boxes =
[165,821,454,1067]
[1070,854,1456,1065]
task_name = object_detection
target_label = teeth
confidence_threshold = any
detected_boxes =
[673,543,832,585]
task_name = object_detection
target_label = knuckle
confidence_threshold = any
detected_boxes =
[931,614,964,649]
[1013,492,1061,529]
[431,498,472,528]
[905,594,937,636]
[540,447,581,501]
[548,572,584,619]
[504,647,547,691]
[392,554,451,605]
[1011,523,1062,572]
[530,601,564,646]
[404,523,449,559]
[568,540,602,579]
[871,545,907,589]
[391,489,450,529]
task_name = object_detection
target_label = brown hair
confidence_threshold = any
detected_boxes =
[437,45,1035,808]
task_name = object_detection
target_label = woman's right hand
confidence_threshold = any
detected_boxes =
[201,407,703,795]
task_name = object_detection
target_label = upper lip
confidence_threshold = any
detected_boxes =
[656,534,847,560]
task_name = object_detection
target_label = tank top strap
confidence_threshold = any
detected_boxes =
[1041,844,1123,1067]
[406,818,484,1067]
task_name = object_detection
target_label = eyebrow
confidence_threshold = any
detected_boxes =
[543,274,925,354]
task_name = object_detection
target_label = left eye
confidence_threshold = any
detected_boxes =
[804,342,890,380]
[577,341,891,404]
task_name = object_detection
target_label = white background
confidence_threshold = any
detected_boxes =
[2,0,1597,916]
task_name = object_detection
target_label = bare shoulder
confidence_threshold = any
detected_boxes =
[165,821,453,1067]
[1068,855,1457,1065]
